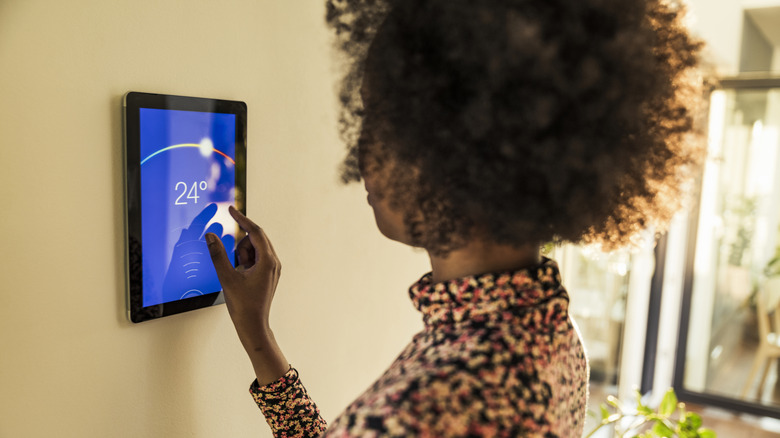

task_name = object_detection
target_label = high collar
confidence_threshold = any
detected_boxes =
[408,257,568,327]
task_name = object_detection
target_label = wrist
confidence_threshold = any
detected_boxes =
[227,314,288,385]
[244,332,289,386]
[229,308,271,333]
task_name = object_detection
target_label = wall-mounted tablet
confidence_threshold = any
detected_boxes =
[123,92,246,323]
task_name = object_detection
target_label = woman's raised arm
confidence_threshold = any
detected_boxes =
[205,206,289,386]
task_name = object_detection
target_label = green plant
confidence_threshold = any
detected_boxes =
[585,389,716,438]
[765,223,780,278]
[725,196,756,267]
[764,255,780,278]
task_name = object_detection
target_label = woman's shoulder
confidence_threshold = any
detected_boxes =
[325,320,587,437]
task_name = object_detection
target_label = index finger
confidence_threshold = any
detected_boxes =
[228,206,273,254]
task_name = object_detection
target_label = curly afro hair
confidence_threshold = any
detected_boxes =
[326,0,705,254]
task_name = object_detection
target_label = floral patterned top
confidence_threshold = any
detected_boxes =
[250,258,589,437]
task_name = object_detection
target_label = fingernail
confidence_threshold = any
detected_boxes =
[205,233,217,244]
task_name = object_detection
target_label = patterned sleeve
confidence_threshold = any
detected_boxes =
[249,367,328,438]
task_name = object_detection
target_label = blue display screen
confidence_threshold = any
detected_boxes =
[140,108,237,307]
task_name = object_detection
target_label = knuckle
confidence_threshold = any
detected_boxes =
[264,258,281,272]
[259,258,275,271]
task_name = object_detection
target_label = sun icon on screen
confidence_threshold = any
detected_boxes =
[199,137,214,158]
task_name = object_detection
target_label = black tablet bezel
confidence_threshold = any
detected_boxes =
[123,91,247,323]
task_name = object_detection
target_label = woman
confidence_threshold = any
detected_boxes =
[205,0,703,436]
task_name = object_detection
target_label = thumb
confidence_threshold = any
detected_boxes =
[205,233,234,285]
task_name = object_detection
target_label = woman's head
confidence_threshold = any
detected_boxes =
[327,0,705,255]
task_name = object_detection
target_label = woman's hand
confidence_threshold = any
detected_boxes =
[206,206,289,386]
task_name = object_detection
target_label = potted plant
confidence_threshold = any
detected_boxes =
[586,389,716,437]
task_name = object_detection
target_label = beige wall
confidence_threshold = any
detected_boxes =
[0,1,427,436]
[686,0,744,74]
[686,0,780,74]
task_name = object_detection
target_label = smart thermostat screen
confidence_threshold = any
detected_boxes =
[139,108,237,307]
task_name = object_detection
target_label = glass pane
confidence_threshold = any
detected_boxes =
[561,245,631,386]
[553,243,652,435]
[549,244,634,402]
[684,88,780,409]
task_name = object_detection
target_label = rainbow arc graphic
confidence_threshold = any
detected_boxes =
[140,143,235,165]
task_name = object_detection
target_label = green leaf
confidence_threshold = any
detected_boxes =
[601,404,610,421]
[634,390,654,414]
[659,389,678,417]
[635,389,646,407]
[679,429,696,438]
[684,412,702,430]
[698,428,717,438]
[652,420,674,437]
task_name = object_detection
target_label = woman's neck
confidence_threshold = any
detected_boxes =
[427,241,541,283]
